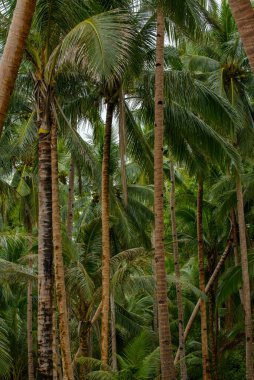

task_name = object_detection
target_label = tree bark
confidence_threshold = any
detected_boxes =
[231,209,244,305]
[110,293,118,371]
[169,162,187,380]
[37,104,54,379]
[228,0,254,73]
[154,6,176,380]
[175,235,233,364]
[52,301,62,380]
[67,159,75,239]
[74,321,91,380]
[51,122,74,380]
[27,257,34,380]
[0,0,36,135]
[235,174,254,380]
[101,101,114,366]
[197,180,211,380]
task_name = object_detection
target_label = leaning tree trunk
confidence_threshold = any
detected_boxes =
[154,6,176,380]
[169,162,187,380]
[228,0,254,73]
[101,101,114,366]
[37,109,54,379]
[174,235,233,364]
[197,180,211,380]
[235,174,254,380]
[67,159,75,239]
[51,122,74,380]
[0,0,36,136]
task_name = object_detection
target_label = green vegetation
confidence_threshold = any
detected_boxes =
[0,0,254,379]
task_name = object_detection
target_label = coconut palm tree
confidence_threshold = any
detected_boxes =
[0,0,36,136]
[153,4,176,379]
[228,0,254,73]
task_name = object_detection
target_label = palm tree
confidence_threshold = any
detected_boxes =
[25,4,135,375]
[51,122,74,380]
[235,173,254,380]
[101,100,115,366]
[197,179,211,380]
[169,161,187,380]
[154,4,176,380]
[228,0,254,72]
[0,0,36,136]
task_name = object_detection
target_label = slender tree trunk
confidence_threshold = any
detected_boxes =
[207,250,218,380]
[169,162,187,380]
[67,159,75,239]
[208,288,218,380]
[73,321,91,380]
[110,293,118,371]
[51,122,74,380]
[228,0,254,73]
[231,209,244,305]
[154,6,175,380]
[27,257,34,380]
[0,0,36,135]
[52,302,59,380]
[197,180,211,380]
[119,89,128,206]
[151,231,158,333]
[101,101,114,366]
[175,234,233,364]
[37,108,54,379]
[235,174,254,380]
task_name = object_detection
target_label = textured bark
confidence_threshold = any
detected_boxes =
[197,180,211,380]
[52,303,61,380]
[169,162,187,380]
[27,257,34,380]
[91,302,102,325]
[154,7,176,380]
[208,288,217,380]
[110,293,118,371]
[101,101,114,366]
[231,209,244,305]
[51,122,74,380]
[235,174,254,380]
[119,89,128,206]
[67,159,75,239]
[74,321,91,380]
[228,0,254,73]
[37,105,54,379]
[0,0,36,135]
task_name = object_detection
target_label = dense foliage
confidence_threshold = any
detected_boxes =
[0,0,254,379]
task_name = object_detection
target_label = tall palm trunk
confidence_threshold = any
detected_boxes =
[51,122,74,380]
[0,0,36,135]
[154,6,175,380]
[27,257,34,380]
[67,159,75,239]
[228,0,254,73]
[231,209,244,305]
[235,174,254,380]
[52,300,62,380]
[169,162,187,380]
[101,101,114,366]
[37,112,54,379]
[110,293,118,371]
[25,213,34,380]
[197,180,211,380]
